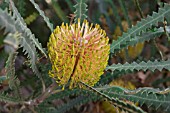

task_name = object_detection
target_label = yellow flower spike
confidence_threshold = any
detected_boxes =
[48,19,110,89]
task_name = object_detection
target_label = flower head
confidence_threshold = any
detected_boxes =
[48,19,110,88]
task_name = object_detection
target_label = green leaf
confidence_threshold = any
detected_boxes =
[4,33,20,53]
[106,59,170,72]
[42,89,99,113]
[17,0,26,16]
[0,0,9,10]
[110,3,170,53]
[65,0,74,12]
[0,9,17,34]
[114,27,165,53]
[5,51,19,89]
[20,36,40,76]
[51,0,69,22]
[152,77,170,87]
[74,0,88,22]
[9,0,47,58]
[0,8,41,77]
[29,0,54,32]
[0,92,22,104]
[100,86,170,111]
[36,106,55,113]
[95,71,128,86]
[52,95,97,113]
[81,82,146,113]
[40,89,80,105]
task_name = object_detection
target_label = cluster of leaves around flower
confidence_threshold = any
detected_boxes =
[0,0,170,113]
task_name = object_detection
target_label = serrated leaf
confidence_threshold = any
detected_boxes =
[106,59,170,72]
[9,0,47,58]
[110,4,170,53]
[81,82,146,113]
[100,86,170,111]
[114,26,169,54]
[0,9,17,34]
[74,0,88,22]
[20,36,40,76]
[5,51,18,89]
[0,8,41,77]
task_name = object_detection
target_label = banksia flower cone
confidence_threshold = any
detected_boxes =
[48,19,110,88]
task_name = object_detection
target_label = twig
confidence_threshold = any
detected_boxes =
[24,82,58,106]
[1,82,60,111]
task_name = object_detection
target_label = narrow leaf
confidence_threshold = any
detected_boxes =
[29,0,54,32]
[110,4,170,53]
[106,59,170,72]
[5,51,18,89]
[101,86,170,111]
[9,0,47,57]
[74,0,88,22]
[81,82,146,113]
